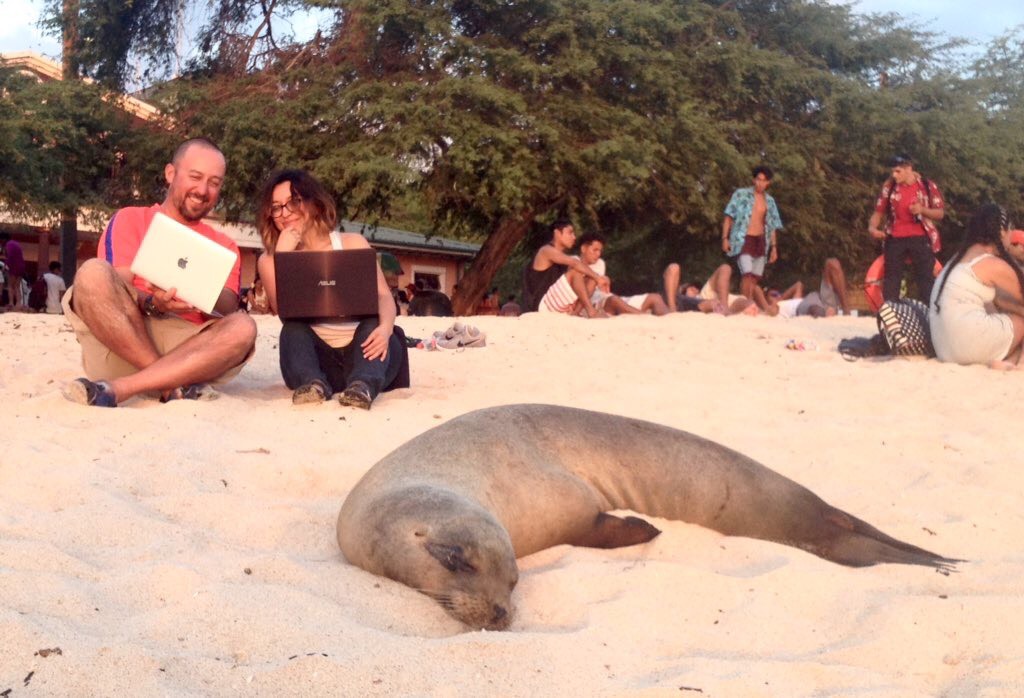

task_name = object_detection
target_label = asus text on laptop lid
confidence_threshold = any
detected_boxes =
[129,212,236,314]
[274,248,379,320]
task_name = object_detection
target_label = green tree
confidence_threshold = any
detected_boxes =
[0,67,169,265]
[56,0,1024,308]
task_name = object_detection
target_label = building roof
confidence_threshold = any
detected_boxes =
[0,51,160,123]
[343,221,481,259]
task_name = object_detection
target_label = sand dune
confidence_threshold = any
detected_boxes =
[1,310,1020,696]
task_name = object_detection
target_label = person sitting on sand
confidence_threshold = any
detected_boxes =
[763,258,851,318]
[929,203,1024,370]
[499,295,521,316]
[578,233,668,315]
[663,262,757,315]
[246,277,270,314]
[256,169,408,407]
[60,138,256,408]
[408,290,454,317]
[521,219,609,316]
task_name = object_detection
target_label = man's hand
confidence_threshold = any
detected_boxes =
[722,238,731,254]
[868,228,886,240]
[144,283,195,315]
[908,201,924,216]
[769,245,778,264]
[361,325,392,361]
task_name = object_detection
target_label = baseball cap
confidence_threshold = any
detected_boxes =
[889,154,914,167]
[1009,230,1024,246]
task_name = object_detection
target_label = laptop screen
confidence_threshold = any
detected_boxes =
[274,248,379,320]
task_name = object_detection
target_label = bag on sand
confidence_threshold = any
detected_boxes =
[877,299,934,357]
[838,334,890,361]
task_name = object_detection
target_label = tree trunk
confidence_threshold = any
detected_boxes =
[452,208,538,316]
[61,0,80,284]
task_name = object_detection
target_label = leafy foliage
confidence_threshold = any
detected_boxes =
[17,1,1024,309]
[0,67,168,228]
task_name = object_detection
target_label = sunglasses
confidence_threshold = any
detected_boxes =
[270,197,303,218]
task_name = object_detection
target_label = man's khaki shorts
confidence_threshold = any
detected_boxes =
[62,282,251,384]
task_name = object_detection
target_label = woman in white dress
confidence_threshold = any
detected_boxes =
[929,203,1024,369]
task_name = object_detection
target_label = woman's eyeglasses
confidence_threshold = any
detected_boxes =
[270,197,303,218]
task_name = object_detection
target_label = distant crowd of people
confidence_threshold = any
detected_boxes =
[4,138,1020,414]
[1,233,67,315]
[520,165,851,321]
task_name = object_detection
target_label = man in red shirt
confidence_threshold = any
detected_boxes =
[867,154,945,302]
[61,138,257,407]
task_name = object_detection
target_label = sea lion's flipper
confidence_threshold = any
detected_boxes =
[570,513,661,549]
[814,509,963,573]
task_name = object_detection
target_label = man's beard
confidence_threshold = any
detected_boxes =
[177,192,213,222]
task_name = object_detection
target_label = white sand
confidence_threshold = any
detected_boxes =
[1,310,1021,696]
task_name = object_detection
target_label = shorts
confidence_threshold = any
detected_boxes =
[62,283,251,383]
[676,295,704,312]
[817,279,839,309]
[796,281,839,317]
[624,294,646,310]
[697,280,744,308]
[589,288,612,311]
[737,254,766,279]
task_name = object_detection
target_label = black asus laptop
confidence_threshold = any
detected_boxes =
[274,249,379,320]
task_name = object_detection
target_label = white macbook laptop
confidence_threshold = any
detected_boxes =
[129,212,236,314]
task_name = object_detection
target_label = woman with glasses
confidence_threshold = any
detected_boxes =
[929,203,1024,370]
[255,169,406,407]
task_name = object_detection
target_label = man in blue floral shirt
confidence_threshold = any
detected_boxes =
[721,166,783,300]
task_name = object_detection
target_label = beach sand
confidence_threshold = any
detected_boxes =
[1,310,1021,696]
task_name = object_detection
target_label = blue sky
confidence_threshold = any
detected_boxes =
[2,0,1022,63]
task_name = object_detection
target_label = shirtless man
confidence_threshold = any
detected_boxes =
[722,166,783,302]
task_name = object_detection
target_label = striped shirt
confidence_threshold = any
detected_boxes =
[538,273,578,313]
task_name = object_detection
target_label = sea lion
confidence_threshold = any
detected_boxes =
[337,404,958,630]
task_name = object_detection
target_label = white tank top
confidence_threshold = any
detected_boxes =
[311,232,360,348]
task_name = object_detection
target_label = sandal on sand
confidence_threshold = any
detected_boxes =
[292,379,329,405]
[64,378,117,408]
[336,380,373,410]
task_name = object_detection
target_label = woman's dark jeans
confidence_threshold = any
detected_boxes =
[279,318,402,398]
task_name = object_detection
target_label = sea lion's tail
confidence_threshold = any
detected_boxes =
[807,508,962,573]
